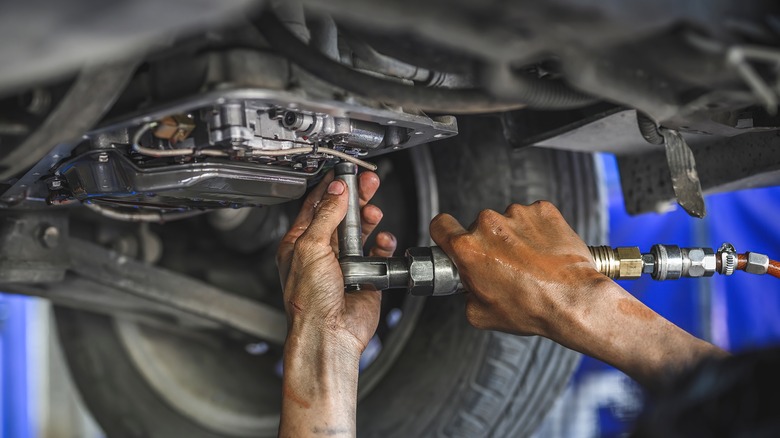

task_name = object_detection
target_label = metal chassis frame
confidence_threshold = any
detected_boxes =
[0,211,288,345]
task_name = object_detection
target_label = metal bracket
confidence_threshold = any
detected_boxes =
[0,210,69,282]
[0,237,288,345]
[659,127,706,218]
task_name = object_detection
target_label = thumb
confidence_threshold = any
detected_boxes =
[300,179,348,246]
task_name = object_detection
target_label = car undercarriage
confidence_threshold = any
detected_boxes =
[1,0,780,436]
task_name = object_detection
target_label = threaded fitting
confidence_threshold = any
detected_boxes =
[590,246,620,278]
[589,246,644,279]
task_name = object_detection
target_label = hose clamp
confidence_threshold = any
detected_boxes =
[718,243,737,276]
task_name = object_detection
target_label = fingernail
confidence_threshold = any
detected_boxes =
[327,180,345,195]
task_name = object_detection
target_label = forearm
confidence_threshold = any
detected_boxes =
[280,324,361,438]
[549,276,728,387]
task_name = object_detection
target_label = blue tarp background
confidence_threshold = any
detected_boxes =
[0,294,29,438]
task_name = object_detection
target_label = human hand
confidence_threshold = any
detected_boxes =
[430,201,607,340]
[276,171,397,355]
[431,201,726,387]
[277,171,396,437]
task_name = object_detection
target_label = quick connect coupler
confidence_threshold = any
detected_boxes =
[589,243,772,280]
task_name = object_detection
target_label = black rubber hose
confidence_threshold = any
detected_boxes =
[636,112,664,145]
[256,12,598,113]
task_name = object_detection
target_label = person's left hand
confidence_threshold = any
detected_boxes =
[276,170,397,355]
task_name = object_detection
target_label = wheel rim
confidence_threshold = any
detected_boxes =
[114,147,437,436]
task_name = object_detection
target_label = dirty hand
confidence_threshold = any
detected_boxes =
[430,201,725,386]
[277,171,396,438]
[276,170,397,355]
[430,201,603,339]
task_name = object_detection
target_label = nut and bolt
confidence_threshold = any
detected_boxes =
[681,247,716,278]
[39,225,60,249]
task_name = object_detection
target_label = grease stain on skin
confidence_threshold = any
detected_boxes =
[617,298,656,321]
[283,385,311,409]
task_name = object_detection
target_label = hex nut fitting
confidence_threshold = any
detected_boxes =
[682,248,716,278]
[589,246,643,279]
[745,252,770,275]
[405,247,434,296]
[616,247,643,279]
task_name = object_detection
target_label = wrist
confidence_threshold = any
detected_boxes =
[539,270,617,342]
[551,277,724,385]
[281,319,361,437]
[282,322,360,407]
[287,315,365,360]
[286,321,363,366]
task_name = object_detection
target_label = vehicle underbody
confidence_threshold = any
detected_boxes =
[1,0,779,436]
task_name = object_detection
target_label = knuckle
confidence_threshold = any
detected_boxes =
[303,195,319,210]
[293,235,319,254]
[505,203,526,217]
[477,208,502,224]
[316,199,339,217]
[533,200,565,222]
[533,200,557,214]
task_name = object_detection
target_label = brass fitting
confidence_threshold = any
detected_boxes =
[589,246,643,279]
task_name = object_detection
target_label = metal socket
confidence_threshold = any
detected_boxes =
[335,162,362,258]
[430,247,461,296]
[406,247,435,296]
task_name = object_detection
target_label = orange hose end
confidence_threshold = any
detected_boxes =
[736,253,779,279]
[769,260,780,279]
[737,254,747,271]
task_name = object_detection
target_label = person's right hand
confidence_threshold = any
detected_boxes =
[431,201,727,387]
[430,201,609,339]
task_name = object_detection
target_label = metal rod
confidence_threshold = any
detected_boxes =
[335,161,363,258]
